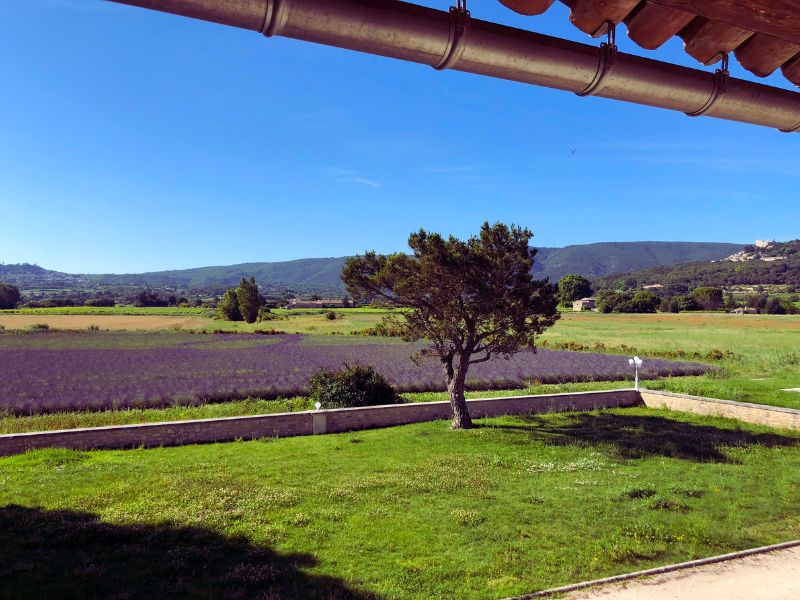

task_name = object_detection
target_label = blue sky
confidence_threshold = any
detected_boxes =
[1,0,798,273]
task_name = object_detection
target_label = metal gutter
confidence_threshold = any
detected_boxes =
[109,0,800,132]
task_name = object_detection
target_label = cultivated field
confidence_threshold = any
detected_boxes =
[1,308,797,432]
[0,332,706,415]
[0,314,212,331]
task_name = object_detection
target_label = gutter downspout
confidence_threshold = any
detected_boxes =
[109,0,800,132]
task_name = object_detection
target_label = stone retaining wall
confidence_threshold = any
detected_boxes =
[0,389,639,457]
[640,389,800,430]
[3,388,796,457]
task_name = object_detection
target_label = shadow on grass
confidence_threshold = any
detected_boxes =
[0,504,378,600]
[483,413,799,463]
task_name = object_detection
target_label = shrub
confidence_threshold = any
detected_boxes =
[692,287,724,311]
[764,298,787,315]
[659,296,680,313]
[85,297,115,307]
[0,283,21,310]
[307,364,401,408]
[257,306,276,322]
[324,310,337,320]
[133,290,168,307]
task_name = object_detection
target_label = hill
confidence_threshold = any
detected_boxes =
[0,264,85,289]
[2,241,742,297]
[85,258,349,295]
[597,240,800,290]
[530,241,742,281]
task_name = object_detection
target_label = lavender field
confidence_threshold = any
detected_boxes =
[0,332,710,415]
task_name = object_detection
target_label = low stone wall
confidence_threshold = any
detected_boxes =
[640,389,800,430]
[0,389,639,457]
[3,388,795,457]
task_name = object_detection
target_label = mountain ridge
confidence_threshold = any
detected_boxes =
[2,241,744,295]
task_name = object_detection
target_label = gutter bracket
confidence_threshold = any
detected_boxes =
[686,54,729,117]
[576,22,617,97]
[433,0,470,70]
[261,0,288,37]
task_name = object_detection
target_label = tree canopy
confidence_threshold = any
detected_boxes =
[558,274,593,306]
[342,222,559,429]
[236,276,262,324]
[0,283,21,310]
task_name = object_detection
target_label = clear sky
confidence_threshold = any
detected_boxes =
[2,0,798,273]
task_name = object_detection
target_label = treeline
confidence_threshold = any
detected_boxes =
[554,272,799,315]
[0,282,213,310]
[595,286,798,315]
[598,252,800,290]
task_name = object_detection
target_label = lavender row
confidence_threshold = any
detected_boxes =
[0,333,710,415]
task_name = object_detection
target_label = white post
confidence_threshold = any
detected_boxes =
[629,356,643,391]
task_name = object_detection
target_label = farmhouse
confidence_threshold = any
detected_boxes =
[572,298,596,312]
[731,307,759,315]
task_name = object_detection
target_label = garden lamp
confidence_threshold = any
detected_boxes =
[628,356,643,391]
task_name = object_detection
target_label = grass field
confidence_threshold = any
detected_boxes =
[3,306,209,316]
[543,312,800,410]
[0,307,384,334]
[0,314,213,331]
[1,408,798,598]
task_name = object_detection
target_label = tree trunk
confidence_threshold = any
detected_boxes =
[446,353,473,429]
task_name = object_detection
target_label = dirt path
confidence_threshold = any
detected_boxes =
[563,546,800,599]
[0,315,212,331]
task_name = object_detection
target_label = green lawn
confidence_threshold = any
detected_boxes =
[1,408,798,599]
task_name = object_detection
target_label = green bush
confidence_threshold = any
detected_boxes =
[0,283,22,310]
[307,364,401,408]
[217,289,242,321]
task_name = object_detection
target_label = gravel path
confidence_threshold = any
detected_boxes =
[563,546,800,599]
